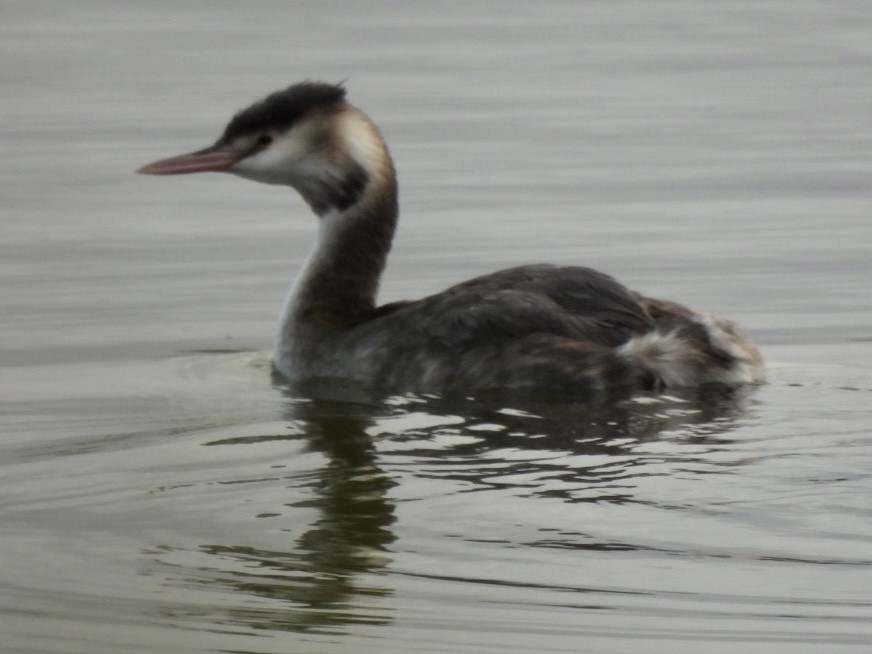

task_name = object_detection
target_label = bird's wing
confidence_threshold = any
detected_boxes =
[369,264,653,349]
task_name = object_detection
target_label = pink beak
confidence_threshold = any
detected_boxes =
[137,146,246,175]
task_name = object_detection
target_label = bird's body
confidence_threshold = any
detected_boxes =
[139,82,763,396]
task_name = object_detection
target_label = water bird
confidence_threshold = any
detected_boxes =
[138,81,763,395]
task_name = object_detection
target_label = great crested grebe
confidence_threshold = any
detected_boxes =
[139,81,763,395]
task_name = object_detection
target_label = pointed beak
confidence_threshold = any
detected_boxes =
[137,146,246,175]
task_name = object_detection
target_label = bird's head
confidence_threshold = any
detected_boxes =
[138,81,393,215]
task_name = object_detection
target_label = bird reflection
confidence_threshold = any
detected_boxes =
[399,384,757,505]
[177,376,756,633]
[290,391,397,568]
[172,380,399,634]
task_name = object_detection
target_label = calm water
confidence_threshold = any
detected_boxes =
[2,1,872,652]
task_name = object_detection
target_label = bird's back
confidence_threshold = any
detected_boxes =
[301,264,653,393]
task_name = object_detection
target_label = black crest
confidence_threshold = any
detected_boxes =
[218,81,347,143]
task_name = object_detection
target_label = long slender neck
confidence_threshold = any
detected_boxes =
[290,177,398,326]
[272,106,399,377]
[274,156,398,378]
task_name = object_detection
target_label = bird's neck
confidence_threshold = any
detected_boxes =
[275,171,398,368]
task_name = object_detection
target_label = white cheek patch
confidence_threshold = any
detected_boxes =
[231,129,309,185]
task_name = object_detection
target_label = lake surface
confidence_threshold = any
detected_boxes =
[2,1,872,652]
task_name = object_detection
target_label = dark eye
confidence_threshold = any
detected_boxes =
[255,134,273,148]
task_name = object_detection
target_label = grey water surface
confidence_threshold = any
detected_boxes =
[2,1,872,653]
